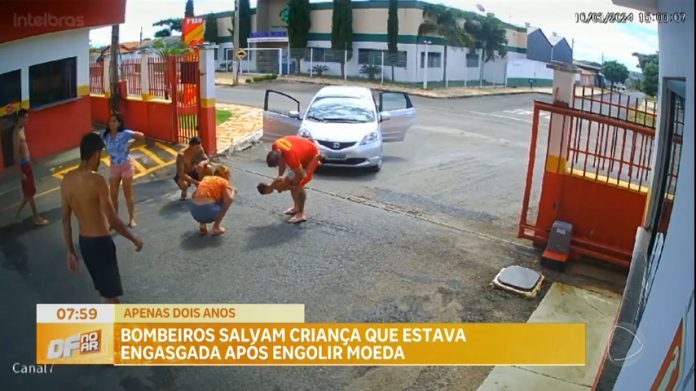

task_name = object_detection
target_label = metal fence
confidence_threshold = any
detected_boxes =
[148,56,169,99]
[89,62,104,94]
[217,46,509,88]
[120,59,141,96]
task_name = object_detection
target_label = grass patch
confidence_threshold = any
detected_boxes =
[216,109,232,125]
[289,73,504,89]
[178,110,237,127]
[245,74,279,83]
[628,109,657,127]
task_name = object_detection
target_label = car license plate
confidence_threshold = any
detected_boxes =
[325,152,347,160]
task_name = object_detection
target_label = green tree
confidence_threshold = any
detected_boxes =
[239,0,251,48]
[288,0,311,72]
[204,13,218,43]
[151,38,195,57]
[473,13,508,62]
[185,0,194,17]
[387,0,399,81]
[602,60,629,90]
[632,52,659,97]
[418,4,474,85]
[331,0,353,77]
[642,60,659,97]
[153,18,183,37]
[470,13,508,86]
[632,52,658,71]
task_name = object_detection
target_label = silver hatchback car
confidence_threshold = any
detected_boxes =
[261,86,416,172]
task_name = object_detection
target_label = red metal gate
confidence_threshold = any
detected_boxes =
[519,90,657,268]
[168,53,200,144]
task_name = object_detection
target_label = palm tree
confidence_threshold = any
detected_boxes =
[151,38,195,57]
[418,4,475,85]
[468,13,508,86]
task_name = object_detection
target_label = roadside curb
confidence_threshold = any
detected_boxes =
[220,129,264,157]
[275,76,555,99]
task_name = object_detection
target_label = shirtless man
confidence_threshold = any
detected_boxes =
[174,136,209,200]
[265,135,322,224]
[61,132,143,303]
[13,109,49,226]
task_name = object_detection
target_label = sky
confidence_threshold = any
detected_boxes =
[89,0,658,72]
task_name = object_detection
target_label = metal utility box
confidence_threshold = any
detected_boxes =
[542,220,573,270]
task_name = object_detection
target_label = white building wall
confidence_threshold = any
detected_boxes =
[300,41,420,82]
[298,41,513,84]
[505,53,554,86]
[441,47,469,81]
[414,43,445,83]
[613,0,694,389]
[482,54,507,84]
[273,39,542,85]
[506,56,553,80]
[0,29,90,101]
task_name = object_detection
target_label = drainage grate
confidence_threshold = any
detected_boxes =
[493,265,544,298]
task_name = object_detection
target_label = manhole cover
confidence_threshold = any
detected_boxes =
[493,265,544,298]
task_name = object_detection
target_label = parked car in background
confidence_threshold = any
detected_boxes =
[261,86,416,172]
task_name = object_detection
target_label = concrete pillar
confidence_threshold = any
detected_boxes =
[546,62,579,173]
[198,45,217,155]
[140,52,152,101]
[103,58,111,96]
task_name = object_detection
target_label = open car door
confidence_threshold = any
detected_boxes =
[378,91,416,142]
[262,90,302,142]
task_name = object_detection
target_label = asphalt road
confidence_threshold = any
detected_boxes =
[0,84,626,391]
[219,82,554,234]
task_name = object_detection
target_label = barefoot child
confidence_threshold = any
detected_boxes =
[190,164,235,236]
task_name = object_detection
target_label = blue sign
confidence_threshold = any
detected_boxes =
[250,31,288,38]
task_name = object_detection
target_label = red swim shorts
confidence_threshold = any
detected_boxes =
[20,162,36,198]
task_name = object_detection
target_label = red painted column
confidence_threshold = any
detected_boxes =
[198,46,217,155]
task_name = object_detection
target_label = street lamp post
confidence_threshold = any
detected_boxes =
[423,40,431,89]
[233,0,240,85]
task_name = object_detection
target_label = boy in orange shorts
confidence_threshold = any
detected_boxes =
[264,135,321,224]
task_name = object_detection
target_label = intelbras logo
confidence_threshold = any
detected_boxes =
[47,330,101,359]
[13,13,86,28]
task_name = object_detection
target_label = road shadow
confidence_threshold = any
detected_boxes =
[179,230,226,250]
[244,221,304,250]
[0,206,62,277]
[159,200,191,218]
[381,155,409,163]
[314,166,377,182]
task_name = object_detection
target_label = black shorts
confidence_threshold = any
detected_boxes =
[79,235,123,299]
[174,170,200,184]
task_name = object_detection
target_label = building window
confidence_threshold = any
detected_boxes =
[466,52,480,68]
[358,49,407,67]
[29,57,77,108]
[0,69,21,110]
[305,47,326,62]
[420,52,441,68]
[639,78,686,324]
[1,69,22,168]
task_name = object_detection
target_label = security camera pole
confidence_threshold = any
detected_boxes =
[233,0,240,85]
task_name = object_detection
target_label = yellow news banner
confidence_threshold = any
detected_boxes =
[36,304,585,366]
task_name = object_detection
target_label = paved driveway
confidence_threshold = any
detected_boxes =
[0,85,625,391]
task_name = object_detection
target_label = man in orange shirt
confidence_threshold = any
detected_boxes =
[265,135,321,224]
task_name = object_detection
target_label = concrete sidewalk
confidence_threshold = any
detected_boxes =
[477,283,621,391]
[280,74,556,98]
[215,103,263,156]
[216,73,611,100]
